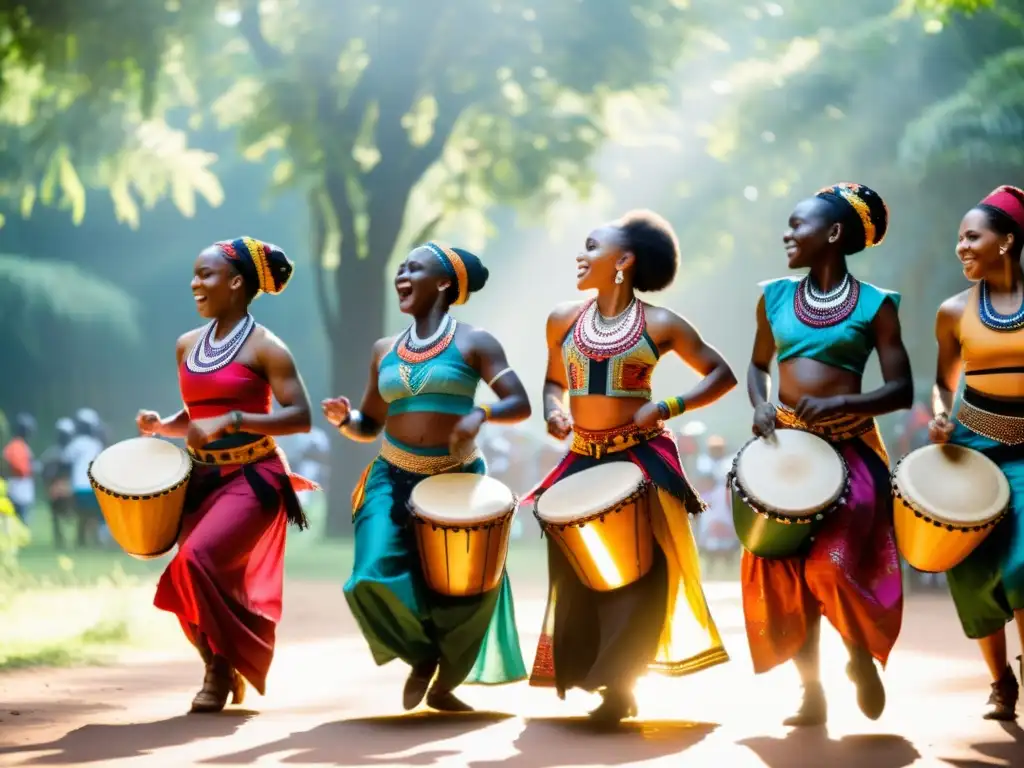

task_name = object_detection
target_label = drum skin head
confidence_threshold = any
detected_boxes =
[410,474,515,525]
[90,437,191,496]
[536,462,645,523]
[894,443,1009,526]
[735,430,844,516]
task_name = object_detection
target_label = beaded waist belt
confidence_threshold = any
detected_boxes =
[959,388,1024,446]
[189,436,277,466]
[570,424,665,459]
[775,406,874,443]
[380,437,481,475]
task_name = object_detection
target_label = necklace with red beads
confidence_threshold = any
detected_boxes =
[395,314,457,363]
[573,297,646,360]
[793,274,860,328]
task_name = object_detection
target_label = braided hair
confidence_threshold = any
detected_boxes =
[815,182,889,256]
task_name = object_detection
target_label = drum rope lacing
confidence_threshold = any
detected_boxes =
[889,454,1008,533]
[186,313,256,374]
[728,435,850,525]
[793,274,861,328]
[406,493,519,533]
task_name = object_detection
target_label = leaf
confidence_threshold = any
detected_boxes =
[57,150,86,224]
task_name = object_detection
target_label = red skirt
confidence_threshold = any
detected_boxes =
[153,451,315,694]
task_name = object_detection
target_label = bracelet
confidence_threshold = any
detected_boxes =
[657,396,686,419]
[228,410,244,433]
[487,367,513,388]
[478,404,493,420]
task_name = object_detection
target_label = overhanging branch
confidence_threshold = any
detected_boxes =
[237,0,283,70]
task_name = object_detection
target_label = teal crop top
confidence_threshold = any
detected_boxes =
[377,338,480,416]
[762,276,900,377]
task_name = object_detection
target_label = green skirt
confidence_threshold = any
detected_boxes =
[343,441,526,688]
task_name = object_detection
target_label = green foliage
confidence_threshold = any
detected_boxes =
[0,1,224,227]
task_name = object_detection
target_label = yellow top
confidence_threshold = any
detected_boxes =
[960,286,1024,398]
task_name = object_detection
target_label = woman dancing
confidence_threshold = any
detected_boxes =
[322,242,530,712]
[744,183,912,726]
[136,237,315,713]
[929,185,1024,720]
[529,209,736,724]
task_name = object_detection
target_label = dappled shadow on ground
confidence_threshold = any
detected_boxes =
[740,728,921,768]
[939,721,1024,768]
[202,711,511,765]
[467,717,717,768]
[0,711,254,764]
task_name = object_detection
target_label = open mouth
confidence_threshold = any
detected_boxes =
[194,295,208,305]
[576,264,589,279]
[396,282,413,301]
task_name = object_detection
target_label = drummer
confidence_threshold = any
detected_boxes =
[928,185,1024,721]
[136,237,317,714]
[744,183,913,726]
[529,209,736,724]
[322,243,530,712]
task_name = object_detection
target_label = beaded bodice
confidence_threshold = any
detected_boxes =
[562,299,660,399]
[961,285,1024,399]
[378,319,480,416]
[762,276,900,377]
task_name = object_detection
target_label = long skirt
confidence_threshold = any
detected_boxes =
[154,448,313,694]
[527,428,728,698]
[344,435,526,689]
[946,415,1024,639]
[740,409,904,674]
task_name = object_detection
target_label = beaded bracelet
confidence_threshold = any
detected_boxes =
[657,396,686,419]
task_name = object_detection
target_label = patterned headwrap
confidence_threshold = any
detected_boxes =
[215,237,294,298]
[979,185,1024,231]
[422,241,488,305]
[815,182,889,253]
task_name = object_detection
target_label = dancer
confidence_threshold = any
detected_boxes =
[744,183,912,726]
[323,242,530,712]
[929,185,1024,720]
[136,237,315,713]
[529,209,736,724]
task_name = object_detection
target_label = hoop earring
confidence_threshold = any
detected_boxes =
[614,269,624,285]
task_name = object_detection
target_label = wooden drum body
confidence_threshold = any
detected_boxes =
[534,462,653,592]
[88,437,192,560]
[730,430,848,559]
[892,443,1009,573]
[408,474,516,597]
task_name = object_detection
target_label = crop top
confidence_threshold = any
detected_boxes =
[562,303,660,399]
[960,286,1024,399]
[762,276,900,377]
[377,337,480,416]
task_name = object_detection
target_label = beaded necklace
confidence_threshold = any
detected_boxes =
[395,314,458,363]
[185,313,256,374]
[573,298,645,361]
[978,281,1024,332]
[793,274,860,329]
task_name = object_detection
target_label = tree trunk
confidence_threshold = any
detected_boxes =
[322,238,388,539]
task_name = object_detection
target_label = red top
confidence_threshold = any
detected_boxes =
[178,362,272,420]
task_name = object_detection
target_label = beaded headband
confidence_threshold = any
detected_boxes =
[424,241,469,305]
[216,237,286,296]
[816,182,885,250]
[980,186,1024,231]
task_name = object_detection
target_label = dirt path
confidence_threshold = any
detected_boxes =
[1,581,1022,767]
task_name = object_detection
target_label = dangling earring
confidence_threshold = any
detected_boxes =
[614,269,624,285]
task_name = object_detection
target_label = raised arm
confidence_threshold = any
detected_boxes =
[650,306,737,419]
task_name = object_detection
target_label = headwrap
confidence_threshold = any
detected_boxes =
[979,186,1024,231]
[422,241,489,305]
[815,182,889,252]
[55,418,75,436]
[214,237,294,297]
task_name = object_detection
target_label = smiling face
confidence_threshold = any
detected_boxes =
[394,246,451,315]
[576,224,632,290]
[191,247,244,318]
[782,198,838,269]
[957,208,1014,282]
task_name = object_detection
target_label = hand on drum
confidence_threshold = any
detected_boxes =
[794,394,847,425]
[186,416,230,451]
[632,401,664,430]
[928,413,954,444]
[449,409,486,457]
[546,410,572,440]
[136,410,162,436]
[752,402,777,438]
[321,396,351,427]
